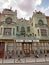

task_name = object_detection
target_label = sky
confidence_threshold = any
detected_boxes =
[0,0,49,19]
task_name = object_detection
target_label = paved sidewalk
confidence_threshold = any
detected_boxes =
[0,62,49,65]
[0,57,49,63]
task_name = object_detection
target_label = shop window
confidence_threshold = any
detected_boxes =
[7,43,14,53]
[6,43,14,59]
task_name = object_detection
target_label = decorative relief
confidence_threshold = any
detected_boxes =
[5,17,12,24]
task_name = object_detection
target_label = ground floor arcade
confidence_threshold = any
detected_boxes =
[0,40,49,59]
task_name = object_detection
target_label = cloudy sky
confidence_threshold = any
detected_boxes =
[0,0,49,19]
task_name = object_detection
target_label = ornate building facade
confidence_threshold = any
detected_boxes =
[0,8,49,59]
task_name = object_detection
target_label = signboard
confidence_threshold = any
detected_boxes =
[16,40,39,42]
[25,40,32,42]
[33,40,39,42]
[16,40,24,42]
[16,40,32,42]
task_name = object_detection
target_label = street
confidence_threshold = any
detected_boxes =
[0,56,49,63]
[0,62,49,65]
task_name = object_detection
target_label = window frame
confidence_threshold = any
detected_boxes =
[40,29,47,36]
[27,26,30,32]
[3,28,12,35]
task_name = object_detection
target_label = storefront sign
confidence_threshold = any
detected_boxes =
[33,40,39,42]
[16,40,24,42]
[25,40,32,42]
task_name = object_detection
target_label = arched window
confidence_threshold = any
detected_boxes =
[21,27,25,35]
[38,20,44,26]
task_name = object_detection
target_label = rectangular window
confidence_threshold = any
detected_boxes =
[41,29,47,36]
[4,28,12,35]
[17,26,19,31]
[27,26,30,32]
[38,29,39,36]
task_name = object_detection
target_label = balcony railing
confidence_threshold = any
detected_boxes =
[3,32,12,36]
[35,24,48,28]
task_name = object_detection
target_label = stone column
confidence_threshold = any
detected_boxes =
[4,43,7,59]
[37,42,40,55]
[45,43,47,55]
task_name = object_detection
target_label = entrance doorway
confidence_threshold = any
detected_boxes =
[0,42,5,58]
[22,43,32,57]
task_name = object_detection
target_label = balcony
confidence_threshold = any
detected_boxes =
[16,31,25,37]
[20,31,25,35]
[16,32,34,38]
[3,32,11,36]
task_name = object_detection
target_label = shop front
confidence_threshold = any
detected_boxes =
[0,39,49,59]
[0,39,15,59]
[22,42,32,57]
[0,42,5,58]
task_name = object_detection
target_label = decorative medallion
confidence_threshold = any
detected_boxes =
[5,17,12,24]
